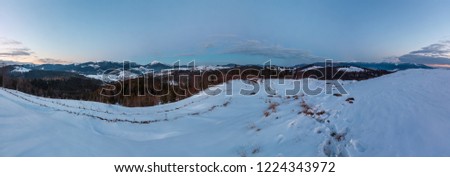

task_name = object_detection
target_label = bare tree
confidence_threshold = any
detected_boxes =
[0,64,7,88]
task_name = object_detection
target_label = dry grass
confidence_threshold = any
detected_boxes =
[300,98,326,118]
[316,110,326,116]
[300,99,313,115]
[264,111,271,117]
[268,102,279,112]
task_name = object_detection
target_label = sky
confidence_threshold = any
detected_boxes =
[1,0,450,65]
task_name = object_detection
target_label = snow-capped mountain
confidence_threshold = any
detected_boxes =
[337,66,366,72]
[294,62,431,71]
[11,66,31,73]
[4,61,236,82]
[149,60,164,65]
[1,60,435,84]
[1,69,449,156]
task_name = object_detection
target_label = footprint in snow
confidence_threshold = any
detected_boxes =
[350,139,366,153]
[276,134,285,144]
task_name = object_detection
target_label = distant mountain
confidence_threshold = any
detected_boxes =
[145,61,171,72]
[293,62,432,71]
[1,60,434,83]
[3,61,236,82]
[0,60,33,67]
[350,62,432,71]
[28,61,141,75]
[26,61,194,74]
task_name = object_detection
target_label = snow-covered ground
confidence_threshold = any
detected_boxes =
[1,69,450,156]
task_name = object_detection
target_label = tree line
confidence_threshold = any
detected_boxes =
[0,65,389,107]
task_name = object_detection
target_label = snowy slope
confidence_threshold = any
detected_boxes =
[1,69,450,156]
[333,69,450,156]
[337,66,365,72]
[11,66,31,73]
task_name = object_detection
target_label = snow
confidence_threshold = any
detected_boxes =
[131,66,154,74]
[88,64,100,69]
[332,69,450,156]
[194,65,230,71]
[150,60,162,65]
[11,66,31,73]
[300,66,323,71]
[83,74,104,80]
[161,68,190,73]
[338,66,365,72]
[160,66,229,73]
[1,69,450,156]
[83,71,139,82]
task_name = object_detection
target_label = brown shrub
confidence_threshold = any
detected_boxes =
[304,109,315,116]
[316,110,326,116]
[268,102,279,112]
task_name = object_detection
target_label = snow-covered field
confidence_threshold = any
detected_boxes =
[1,69,450,156]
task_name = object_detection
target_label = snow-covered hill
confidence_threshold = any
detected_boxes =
[1,69,450,156]
[11,66,31,73]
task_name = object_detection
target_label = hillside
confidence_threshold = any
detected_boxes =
[0,69,450,156]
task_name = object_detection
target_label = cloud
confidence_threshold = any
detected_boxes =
[0,37,68,64]
[34,58,70,64]
[226,40,321,61]
[382,56,401,63]
[176,35,325,64]
[0,38,35,62]
[399,41,450,64]
[0,48,32,57]
[0,38,22,45]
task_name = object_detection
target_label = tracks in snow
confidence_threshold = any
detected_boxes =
[1,88,232,124]
[298,95,353,157]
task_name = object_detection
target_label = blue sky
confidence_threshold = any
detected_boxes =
[1,0,450,65]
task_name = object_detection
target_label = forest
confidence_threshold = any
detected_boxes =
[0,65,390,107]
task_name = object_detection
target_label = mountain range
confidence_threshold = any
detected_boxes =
[3,60,432,80]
